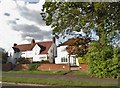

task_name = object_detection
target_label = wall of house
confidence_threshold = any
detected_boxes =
[8,48,21,64]
[48,43,57,63]
[32,44,41,55]
[21,51,33,58]
[21,44,41,58]
[8,47,14,57]
[33,54,48,62]
[55,45,79,66]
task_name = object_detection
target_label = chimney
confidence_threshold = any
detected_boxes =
[31,39,35,44]
[14,43,17,46]
[52,37,56,44]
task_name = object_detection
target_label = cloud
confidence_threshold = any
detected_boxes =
[12,24,52,41]
[17,6,45,26]
[4,12,10,16]
[7,20,17,25]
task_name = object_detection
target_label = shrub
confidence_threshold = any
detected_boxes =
[16,57,32,64]
[41,60,50,64]
[85,42,119,79]
[28,63,40,71]
[78,57,87,64]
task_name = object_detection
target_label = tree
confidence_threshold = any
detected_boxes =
[0,48,8,64]
[41,2,120,78]
[65,38,91,57]
[41,2,120,39]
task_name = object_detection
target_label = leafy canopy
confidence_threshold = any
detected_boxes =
[41,2,120,40]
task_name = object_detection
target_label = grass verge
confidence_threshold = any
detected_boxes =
[73,71,91,76]
[2,76,119,87]
[2,70,69,75]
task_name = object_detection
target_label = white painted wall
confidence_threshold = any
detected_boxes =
[21,51,33,58]
[32,44,41,55]
[8,47,22,64]
[33,54,47,62]
[55,45,79,66]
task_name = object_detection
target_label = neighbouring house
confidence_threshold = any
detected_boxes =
[8,38,57,64]
[55,39,80,66]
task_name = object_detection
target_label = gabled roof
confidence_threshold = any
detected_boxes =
[62,38,91,46]
[59,38,90,54]
[13,41,53,54]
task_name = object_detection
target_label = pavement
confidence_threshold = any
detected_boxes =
[2,82,83,88]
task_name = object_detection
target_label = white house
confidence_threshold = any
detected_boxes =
[8,38,57,64]
[55,39,79,66]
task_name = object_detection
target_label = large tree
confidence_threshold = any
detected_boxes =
[41,2,120,78]
[41,2,120,40]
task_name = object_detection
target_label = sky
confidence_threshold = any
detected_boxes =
[0,0,100,52]
[0,0,101,52]
[0,0,54,51]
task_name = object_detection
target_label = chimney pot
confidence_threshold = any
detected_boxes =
[31,39,35,44]
[14,43,17,46]
[53,37,55,44]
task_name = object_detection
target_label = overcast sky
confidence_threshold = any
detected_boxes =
[0,0,54,51]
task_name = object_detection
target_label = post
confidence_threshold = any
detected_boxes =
[68,54,71,71]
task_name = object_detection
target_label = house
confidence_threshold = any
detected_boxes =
[55,39,80,66]
[8,38,57,64]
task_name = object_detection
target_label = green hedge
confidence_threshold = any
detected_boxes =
[85,42,119,79]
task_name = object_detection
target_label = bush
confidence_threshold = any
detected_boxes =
[85,42,119,79]
[78,57,87,64]
[41,60,50,63]
[1,52,8,64]
[16,57,32,64]
[28,63,40,71]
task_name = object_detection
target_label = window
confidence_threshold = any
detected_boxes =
[61,57,67,62]
[40,57,46,59]
[50,49,53,53]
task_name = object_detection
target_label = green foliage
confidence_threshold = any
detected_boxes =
[41,2,120,37]
[28,63,40,71]
[85,42,119,79]
[0,48,8,64]
[78,57,87,64]
[16,57,32,64]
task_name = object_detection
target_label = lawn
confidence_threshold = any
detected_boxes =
[2,70,92,76]
[2,76,119,87]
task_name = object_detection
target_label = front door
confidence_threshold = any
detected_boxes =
[73,58,76,66]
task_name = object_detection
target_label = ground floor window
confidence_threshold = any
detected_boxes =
[61,57,67,62]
